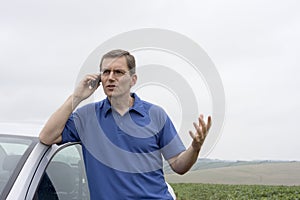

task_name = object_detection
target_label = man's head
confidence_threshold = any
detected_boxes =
[99,49,137,99]
[100,49,136,75]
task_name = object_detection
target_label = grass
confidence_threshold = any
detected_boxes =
[170,183,300,200]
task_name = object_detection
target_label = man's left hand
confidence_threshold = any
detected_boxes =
[189,114,212,152]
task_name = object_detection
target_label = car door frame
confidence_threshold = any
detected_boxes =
[26,142,83,200]
[5,141,82,200]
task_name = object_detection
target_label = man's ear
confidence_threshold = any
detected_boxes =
[130,74,137,87]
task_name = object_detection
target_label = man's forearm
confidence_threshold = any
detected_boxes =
[39,95,80,145]
[169,146,200,175]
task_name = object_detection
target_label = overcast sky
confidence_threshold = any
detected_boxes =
[1,0,300,161]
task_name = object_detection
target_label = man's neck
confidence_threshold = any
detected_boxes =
[108,94,134,116]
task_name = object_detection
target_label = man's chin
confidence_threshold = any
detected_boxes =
[105,91,120,98]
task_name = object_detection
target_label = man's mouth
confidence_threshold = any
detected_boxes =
[106,84,116,90]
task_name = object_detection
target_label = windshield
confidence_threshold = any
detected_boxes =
[0,135,36,195]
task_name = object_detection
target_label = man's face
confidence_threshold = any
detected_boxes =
[101,56,137,98]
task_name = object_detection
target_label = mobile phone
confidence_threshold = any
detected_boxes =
[89,75,101,89]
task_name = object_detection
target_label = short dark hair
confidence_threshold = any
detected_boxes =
[100,49,136,75]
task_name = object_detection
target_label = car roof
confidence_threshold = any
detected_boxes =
[0,122,43,138]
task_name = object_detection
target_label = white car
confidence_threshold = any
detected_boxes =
[0,123,176,200]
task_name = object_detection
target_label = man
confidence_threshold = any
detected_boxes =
[39,49,211,199]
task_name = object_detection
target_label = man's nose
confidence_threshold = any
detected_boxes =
[108,71,116,80]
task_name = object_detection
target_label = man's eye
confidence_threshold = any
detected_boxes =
[115,70,124,75]
[102,70,111,75]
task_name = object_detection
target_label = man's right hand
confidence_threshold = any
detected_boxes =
[73,74,101,105]
[39,73,101,145]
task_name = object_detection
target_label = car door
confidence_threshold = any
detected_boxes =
[26,143,90,200]
[25,142,175,200]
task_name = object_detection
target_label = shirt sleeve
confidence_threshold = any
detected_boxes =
[60,112,81,144]
[158,113,186,160]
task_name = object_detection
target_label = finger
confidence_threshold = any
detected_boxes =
[81,76,93,86]
[199,114,204,124]
[207,116,212,131]
[193,122,201,134]
[189,131,195,140]
[198,116,207,134]
[85,74,101,90]
[88,79,100,90]
[189,131,200,142]
[86,74,99,82]
[92,73,101,81]
[193,122,204,140]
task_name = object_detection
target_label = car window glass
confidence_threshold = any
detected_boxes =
[0,137,32,195]
[34,144,90,200]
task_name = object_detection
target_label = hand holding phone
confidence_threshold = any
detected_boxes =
[89,75,101,89]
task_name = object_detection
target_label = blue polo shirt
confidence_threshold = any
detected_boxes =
[61,93,186,199]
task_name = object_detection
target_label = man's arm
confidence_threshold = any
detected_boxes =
[168,115,212,175]
[39,74,100,145]
[39,95,79,145]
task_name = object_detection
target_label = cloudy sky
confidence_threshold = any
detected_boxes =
[1,0,299,161]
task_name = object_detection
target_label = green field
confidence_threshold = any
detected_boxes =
[170,183,300,200]
[166,162,300,186]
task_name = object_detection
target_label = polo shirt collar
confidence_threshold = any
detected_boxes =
[102,93,146,117]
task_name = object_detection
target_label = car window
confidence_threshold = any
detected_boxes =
[0,136,33,196]
[34,144,90,200]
